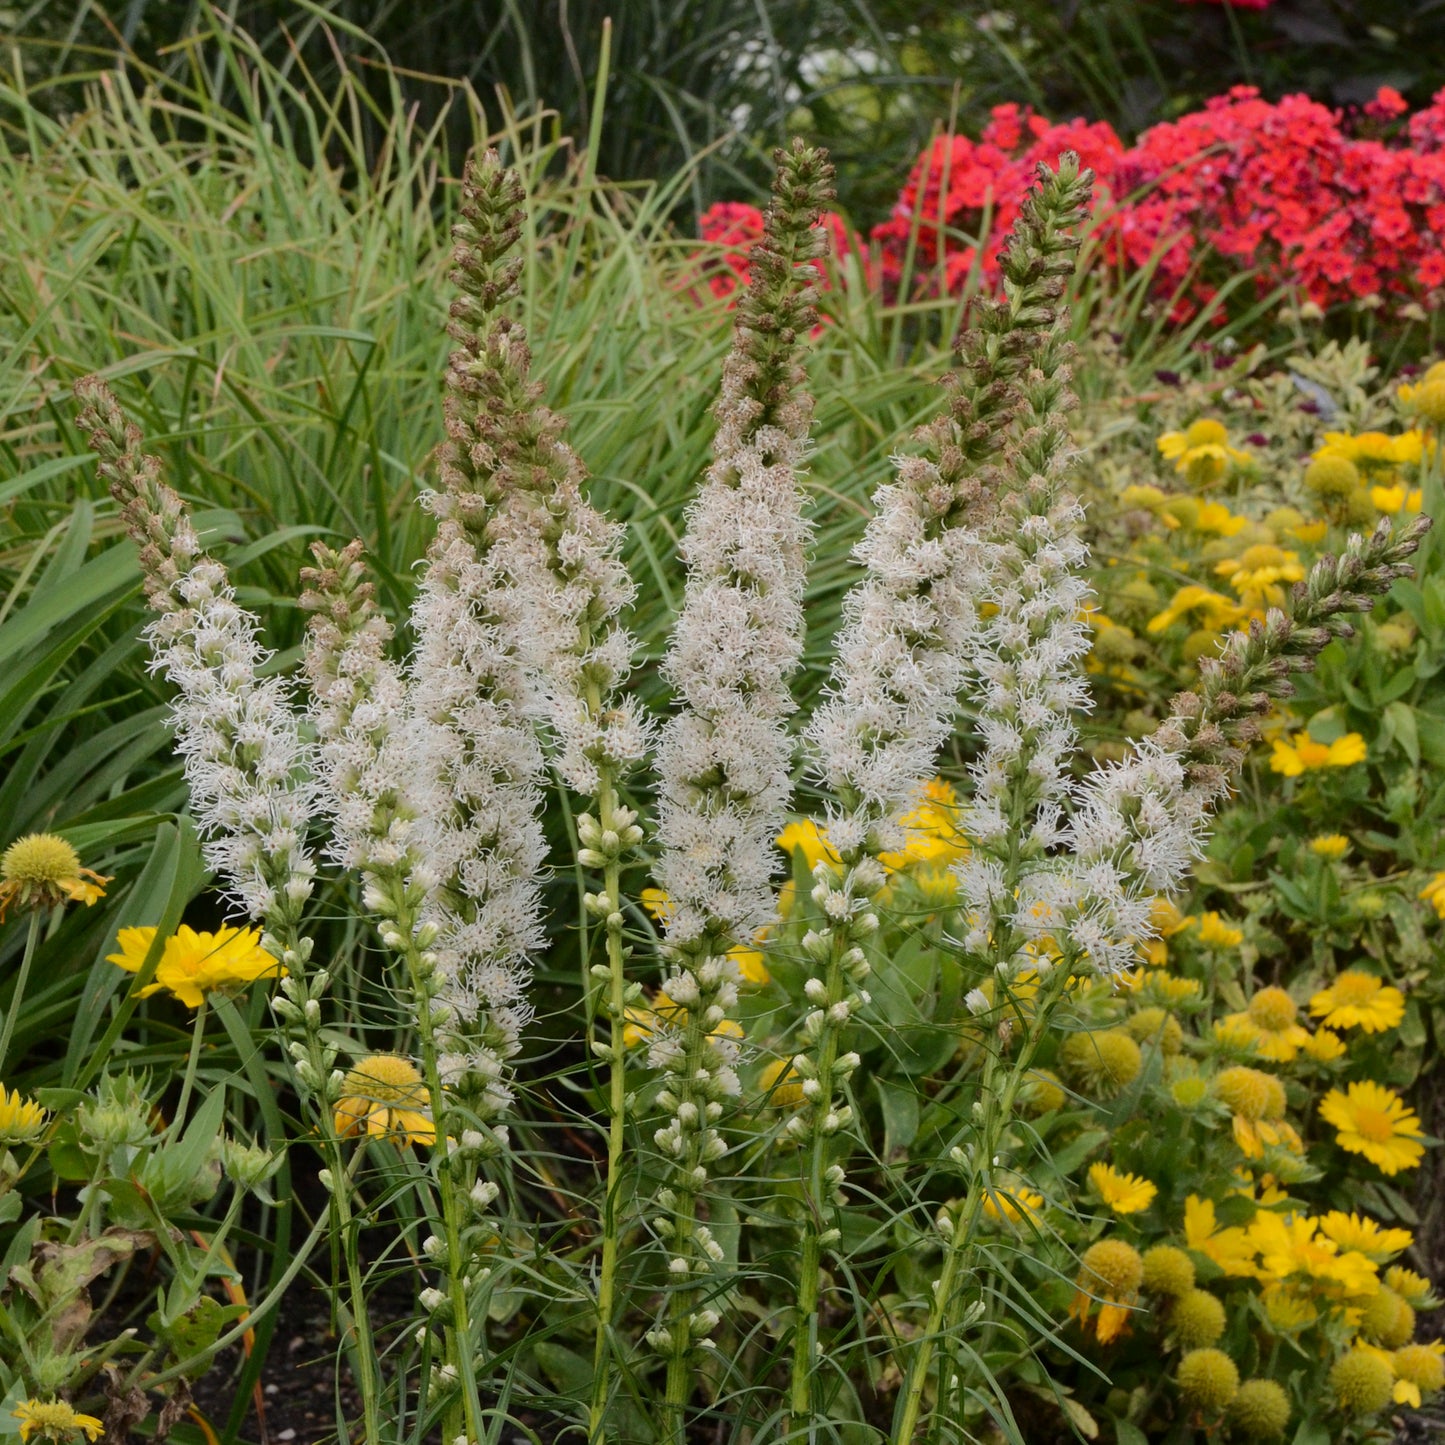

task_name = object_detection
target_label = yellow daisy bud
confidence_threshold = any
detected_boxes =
[1172,1289,1227,1349]
[1177,1347,1239,1411]
[1060,1029,1142,1098]
[1330,1347,1394,1415]
[1360,1286,1416,1349]
[1141,1244,1196,1298]
[1304,453,1359,498]
[1227,1379,1291,1441]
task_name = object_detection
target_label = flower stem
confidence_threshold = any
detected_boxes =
[0,910,42,1072]
[169,996,208,1138]
[588,768,633,1443]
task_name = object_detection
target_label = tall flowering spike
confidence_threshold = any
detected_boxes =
[299,540,418,879]
[654,138,834,949]
[74,378,317,937]
[445,150,649,797]
[403,153,553,1120]
[953,159,1104,969]
[1059,516,1431,968]
[785,155,1095,1430]
[647,140,834,1414]
[808,156,1095,840]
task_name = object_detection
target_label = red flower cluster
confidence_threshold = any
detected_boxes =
[697,201,861,302]
[700,87,1445,320]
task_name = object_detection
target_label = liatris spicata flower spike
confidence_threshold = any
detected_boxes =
[300,540,418,880]
[402,151,558,1128]
[647,138,834,1423]
[789,154,1095,1431]
[74,377,318,943]
[1061,515,1432,933]
[443,150,651,1434]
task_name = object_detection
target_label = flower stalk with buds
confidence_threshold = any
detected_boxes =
[646,140,835,1439]
[74,380,385,1442]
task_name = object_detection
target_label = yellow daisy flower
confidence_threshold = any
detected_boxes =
[640,888,771,985]
[1088,1162,1158,1215]
[0,834,110,921]
[1317,1211,1413,1261]
[1309,971,1405,1033]
[1147,584,1247,635]
[1300,1028,1347,1062]
[1420,871,1445,920]
[1370,483,1423,515]
[13,1400,104,1442]
[1184,1194,1260,1279]
[1309,834,1350,859]
[1386,1266,1437,1308]
[334,1054,435,1146]
[776,819,841,873]
[1157,418,1252,488]
[107,924,284,1009]
[1247,1211,1380,1295]
[757,1057,805,1109]
[1213,543,1305,612]
[0,1083,49,1145]
[1268,732,1367,777]
[1319,1081,1425,1175]
[1194,911,1243,948]
[879,778,969,871]
[982,1184,1045,1227]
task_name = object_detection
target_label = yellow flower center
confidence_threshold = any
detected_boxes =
[1350,1104,1397,1143]
[1185,419,1228,449]
[340,1054,427,1106]
[1,833,80,885]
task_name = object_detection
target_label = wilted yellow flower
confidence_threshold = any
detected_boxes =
[334,1054,435,1146]
[1392,1341,1445,1407]
[0,1084,48,1145]
[1088,1162,1157,1214]
[1268,732,1367,777]
[1069,1239,1144,1342]
[1319,1081,1425,1175]
[1309,971,1404,1033]
[107,924,284,1009]
[1221,988,1310,1063]
[12,1400,104,1443]
[1330,1347,1394,1415]
[1309,834,1350,859]
[0,833,110,921]
[1158,418,1252,488]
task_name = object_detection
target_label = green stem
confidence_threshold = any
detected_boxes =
[271,919,384,1445]
[891,966,1071,1445]
[0,909,43,1072]
[588,770,631,1444]
[787,931,846,1433]
[169,997,208,1138]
